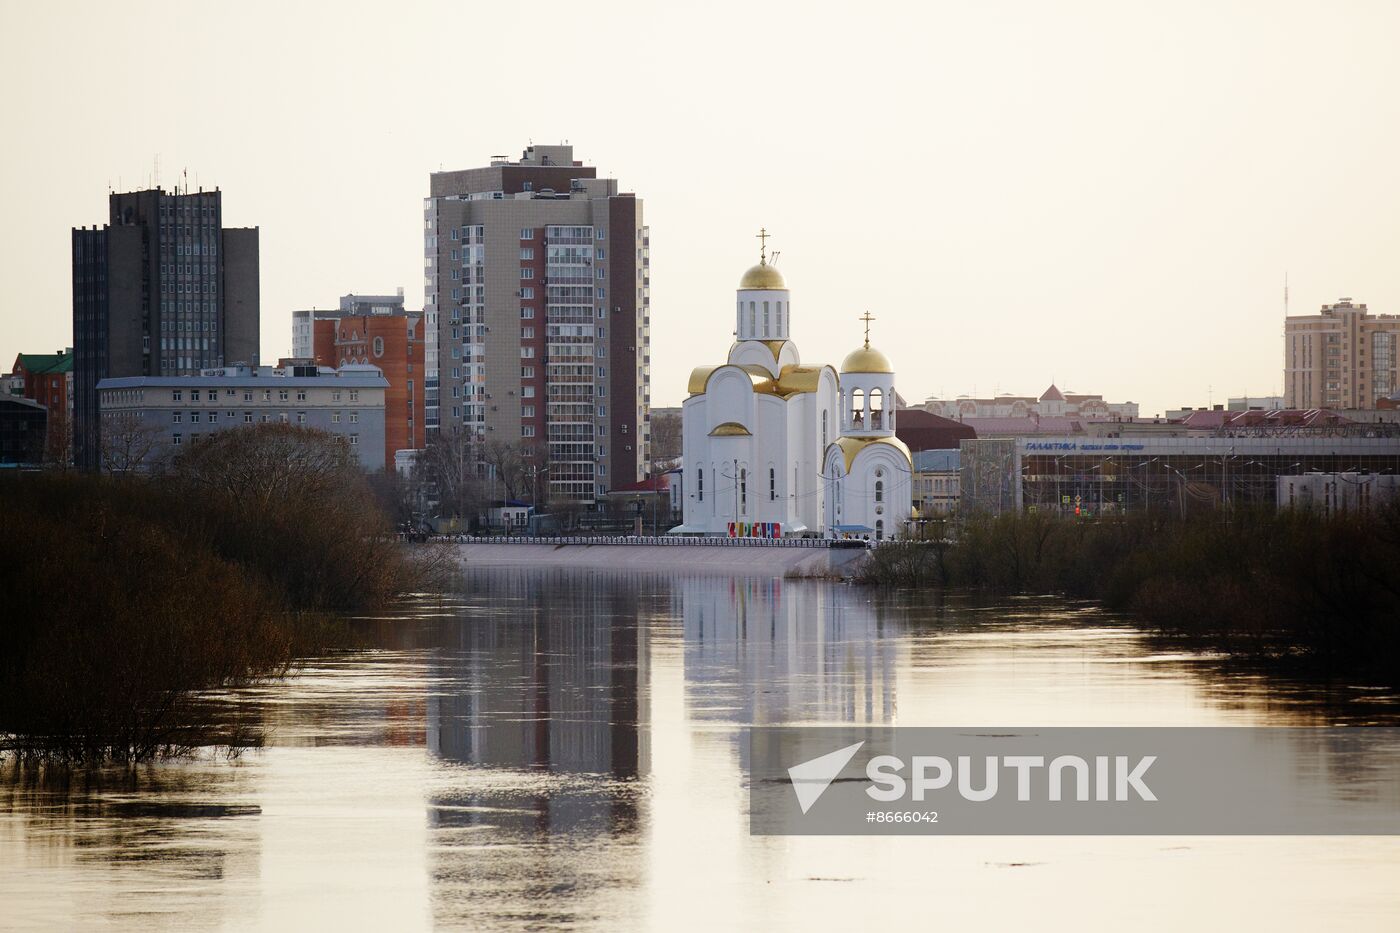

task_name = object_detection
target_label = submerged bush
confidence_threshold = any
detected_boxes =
[0,425,436,762]
[858,505,1400,679]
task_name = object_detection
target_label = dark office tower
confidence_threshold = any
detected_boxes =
[425,144,651,505]
[72,187,259,470]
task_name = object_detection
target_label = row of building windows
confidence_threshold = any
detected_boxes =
[169,410,362,424]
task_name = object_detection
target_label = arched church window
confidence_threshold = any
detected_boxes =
[875,479,884,503]
[876,519,885,541]
[749,302,756,335]
[870,388,884,429]
[763,301,770,336]
[740,469,747,513]
[698,468,704,501]
[822,410,828,446]
[769,467,776,501]
[851,389,864,427]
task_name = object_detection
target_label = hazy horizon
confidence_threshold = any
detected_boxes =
[4,1,1399,417]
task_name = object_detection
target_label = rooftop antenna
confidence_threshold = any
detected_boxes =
[769,249,781,267]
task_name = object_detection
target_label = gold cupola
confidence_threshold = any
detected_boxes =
[739,226,786,290]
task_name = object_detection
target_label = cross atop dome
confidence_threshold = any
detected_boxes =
[860,311,875,348]
[756,227,770,264]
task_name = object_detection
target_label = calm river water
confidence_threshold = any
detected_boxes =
[4,567,1400,931]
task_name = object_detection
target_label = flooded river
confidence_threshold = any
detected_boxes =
[3,567,1399,931]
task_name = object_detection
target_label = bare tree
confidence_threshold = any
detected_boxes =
[99,411,167,475]
[649,411,681,470]
[420,426,487,522]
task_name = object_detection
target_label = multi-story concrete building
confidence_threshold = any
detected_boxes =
[424,144,650,505]
[0,396,47,466]
[1286,298,1400,409]
[95,362,388,471]
[961,434,1400,515]
[72,187,259,470]
[912,448,961,514]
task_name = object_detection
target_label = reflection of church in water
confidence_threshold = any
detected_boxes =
[675,232,914,540]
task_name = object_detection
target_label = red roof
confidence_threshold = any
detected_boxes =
[1039,383,1065,402]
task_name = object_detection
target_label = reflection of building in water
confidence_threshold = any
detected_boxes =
[426,570,649,824]
[423,569,652,928]
[676,576,901,730]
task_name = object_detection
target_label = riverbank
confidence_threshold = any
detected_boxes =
[451,539,867,576]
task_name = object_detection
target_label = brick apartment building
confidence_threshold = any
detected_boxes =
[424,144,651,505]
[295,291,425,468]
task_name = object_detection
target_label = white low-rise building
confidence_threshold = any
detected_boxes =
[95,361,389,471]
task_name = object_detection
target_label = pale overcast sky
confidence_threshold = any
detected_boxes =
[3,1,1398,415]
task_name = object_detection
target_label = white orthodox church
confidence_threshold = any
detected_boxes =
[671,239,914,540]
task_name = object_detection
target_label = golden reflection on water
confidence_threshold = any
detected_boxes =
[3,568,1400,931]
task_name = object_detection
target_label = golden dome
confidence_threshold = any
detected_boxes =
[739,262,786,290]
[709,421,752,437]
[841,344,893,374]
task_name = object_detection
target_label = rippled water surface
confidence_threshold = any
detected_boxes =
[4,568,1400,931]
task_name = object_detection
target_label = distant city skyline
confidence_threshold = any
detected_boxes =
[4,2,1400,418]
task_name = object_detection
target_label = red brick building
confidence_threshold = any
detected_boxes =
[312,315,424,468]
[11,349,74,462]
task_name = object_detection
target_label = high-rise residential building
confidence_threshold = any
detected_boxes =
[424,144,650,505]
[1285,298,1400,409]
[72,187,259,470]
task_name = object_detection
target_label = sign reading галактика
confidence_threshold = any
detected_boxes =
[748,727,1400,835]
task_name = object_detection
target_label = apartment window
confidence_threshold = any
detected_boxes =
[520,307,535,319]
[190,389,200,401]
[522,366,535,378]
[332,412,341,423]
[243,412,252,423]
[596,268,606,280]
[596,248,605,259]
[190,411,201,424]
[172,389,182,401]
[332,390,341,401]
[522,425,535,438]
[295,412,306,425]
[520,228,534,240]
[597,404,606,417]
[349,411,359,424]
[596,287,605,299]
[349,391,359,402]
[520,247,534,260]
[296,389,307,401]
[522,385,535,398]
[208,411,219,424]
[520,287,534,299]
[243,391,252,402]
[171,411,182,423]
[596,229,605,240]
[172,433,182,445]
[520,268,534,280]
[521,347,535,358]
[349,434,358,445]
[522,326,535,339]
[279,389,289,401]
[522,405,535,418]
[263,390,271,401]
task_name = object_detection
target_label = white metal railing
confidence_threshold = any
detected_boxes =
[418,534,847,549]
